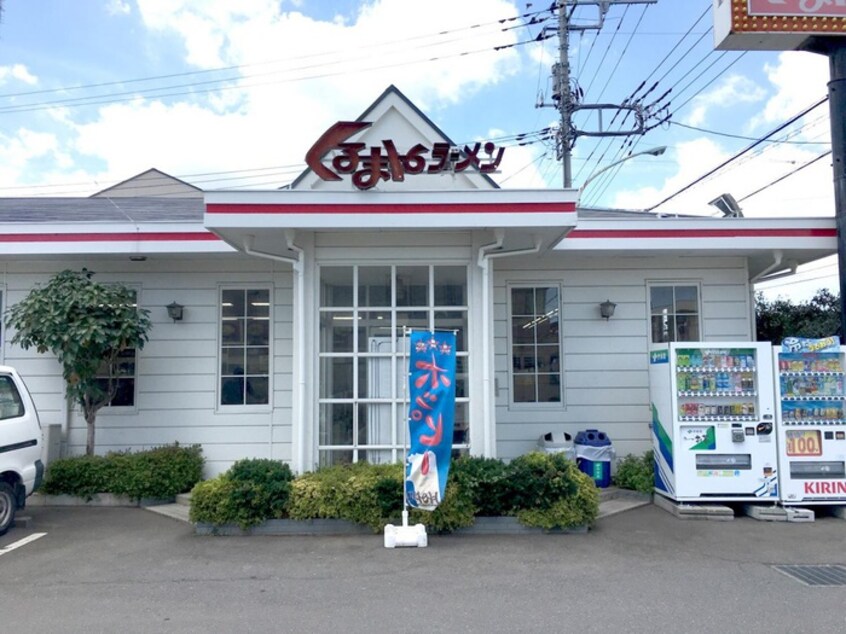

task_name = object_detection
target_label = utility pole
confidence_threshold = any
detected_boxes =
[542,0,661,188]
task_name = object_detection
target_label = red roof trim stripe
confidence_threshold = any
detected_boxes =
[0,232,221,243]
[568,228,836,239]
[205,202,576,215]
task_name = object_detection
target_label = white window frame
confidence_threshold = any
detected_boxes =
[316,263,470,466]
[216,285,274,413]
[647,281,703,343]
[507,283,564,410]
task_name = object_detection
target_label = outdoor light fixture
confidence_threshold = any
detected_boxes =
[708,193,744,218]
[580,146,667,195]
[166,301,184,322]
[599,300,617,320]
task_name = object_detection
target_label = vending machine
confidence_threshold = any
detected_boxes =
[649,342,778,502]
[773,337,846,505]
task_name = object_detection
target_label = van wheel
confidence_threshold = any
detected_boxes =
[0,482,16,536]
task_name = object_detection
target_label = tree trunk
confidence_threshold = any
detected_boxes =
[85,412,96,456]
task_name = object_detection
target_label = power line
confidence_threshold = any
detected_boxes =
[737,150,832,203]
[643,96,829,212]
[670,120,831,145]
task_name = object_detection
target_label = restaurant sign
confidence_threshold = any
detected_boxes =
[748,0,846,17]
[714,0,846,50]
[305,121,505,190]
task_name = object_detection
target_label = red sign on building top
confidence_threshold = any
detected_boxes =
[305,121,505,190]
[748,0,846,17]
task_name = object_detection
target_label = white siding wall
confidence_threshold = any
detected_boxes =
[492,253,752,462]
[1,256,293,477]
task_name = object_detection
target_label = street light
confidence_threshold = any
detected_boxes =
[579,146,667,196]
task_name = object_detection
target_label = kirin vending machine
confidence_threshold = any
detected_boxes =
[773,337,846,505]
[649,342,778,502]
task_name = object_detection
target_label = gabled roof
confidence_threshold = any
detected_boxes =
[91,168,203,198]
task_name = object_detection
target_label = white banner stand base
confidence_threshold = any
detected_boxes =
[384,511,428,548]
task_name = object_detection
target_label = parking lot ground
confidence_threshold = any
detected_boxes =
[2,504,846,633]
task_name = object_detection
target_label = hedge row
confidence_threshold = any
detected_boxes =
[42,444,204,501]
[190,452,600,533]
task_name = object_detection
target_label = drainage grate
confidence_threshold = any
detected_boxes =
[773,565,846,587]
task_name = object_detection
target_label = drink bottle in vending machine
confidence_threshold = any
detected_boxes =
[649,342,778,502]
[773,337,846,505]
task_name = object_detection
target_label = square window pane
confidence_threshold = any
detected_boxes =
[320,267,353,307]
[434,266,466,306]
[321,312,354,352]
[360,356,393,399]
[222,289,244,318]
[651,314,674,343]
[245,377,269,405]
[222,318,244,345]
[650,287,673,315]
[359,266,391,307]
[512,346,536,372]
[247,289,270,317]
[396,311,428,336]
[676,315,700,341]
[246,347,269,375]
[535,345,560,372]
[360,403,393,446]
[221,377,244,405]
[221,348,245,375]
[511,288,535,315]
[513,375,537,403]
[454,356,468,398]
[434,311,467,351]
[320,357,354,399]
[358,449,393,465]
[676,286,698,314]
[512,317,536,344]
[319,450,353,467]
[246,318,269,345]
[319,403,354,445]
[535,287,558,315]
[453,402,469,444]
[396,266,428,307]
[357,311,392,352]
[537,374,561,402]
[535,316,560,344]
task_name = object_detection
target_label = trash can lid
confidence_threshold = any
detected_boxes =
[574,429,611,446]
[538,431,573,448]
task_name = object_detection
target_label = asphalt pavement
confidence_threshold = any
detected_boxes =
[1,503,845,633]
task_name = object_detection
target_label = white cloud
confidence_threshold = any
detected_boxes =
[684,74,766,127]
[759,51,829,125]
[6,0,524,193]
[0,64,38,86]
[106,0,132,16]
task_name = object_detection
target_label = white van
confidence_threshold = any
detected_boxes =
[0,366,44,536]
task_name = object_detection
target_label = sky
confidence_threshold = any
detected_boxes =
[0,0,838,300]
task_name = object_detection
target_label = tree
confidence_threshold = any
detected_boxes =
[755,289,841,344]
[6,269,152,456]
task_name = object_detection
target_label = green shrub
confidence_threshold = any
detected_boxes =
[613,450,654,494]
[408,479,476,533]
[189,459,294,529]
[287,463,404,531]
[516,467,600,530]
[505,452,600,530]
[43,444,203,500]
[450,455,510,516]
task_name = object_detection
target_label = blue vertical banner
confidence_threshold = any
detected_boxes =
[405,330,456,511]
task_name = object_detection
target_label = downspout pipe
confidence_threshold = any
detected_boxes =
[477,232,543,458]
[243,234,306,473]
[748,251,783,341]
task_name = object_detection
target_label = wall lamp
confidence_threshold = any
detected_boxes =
[166,301,185,322]
[599,300,617,320]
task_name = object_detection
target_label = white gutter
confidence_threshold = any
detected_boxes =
[750,251,784,284]
[476,232,542,457]
[243,234,305,472]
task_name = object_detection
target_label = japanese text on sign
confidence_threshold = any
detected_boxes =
[305,121,505,190]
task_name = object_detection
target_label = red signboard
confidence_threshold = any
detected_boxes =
[748,0,846,17]
[305,121,505,190]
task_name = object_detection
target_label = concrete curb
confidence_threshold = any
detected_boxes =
[27,493,174,508]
